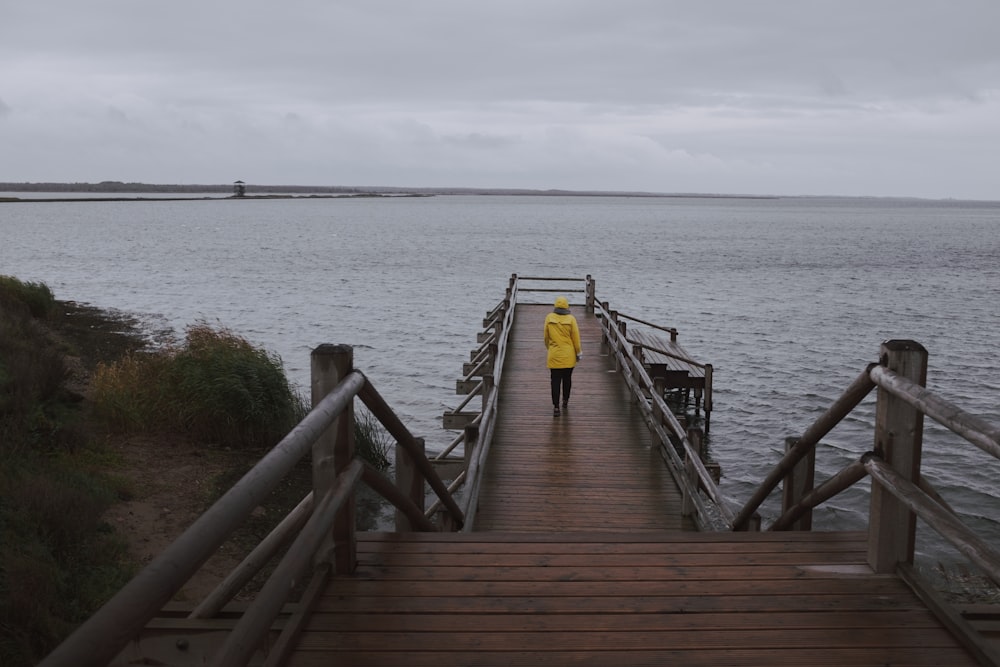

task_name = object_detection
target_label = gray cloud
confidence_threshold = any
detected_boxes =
[1,1,999,198]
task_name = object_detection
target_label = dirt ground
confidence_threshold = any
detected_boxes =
[99,435,257,602]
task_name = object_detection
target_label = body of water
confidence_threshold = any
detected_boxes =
[3,193,998,567]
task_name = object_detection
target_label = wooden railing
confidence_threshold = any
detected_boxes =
[589,281,733,531]
[448,275,518,530]
[39,345,462,667]
[730,340,1000,663]
[732,340,1000,561]
[621,316,714,432]
[445,274,594,529]
[446,274,733,532]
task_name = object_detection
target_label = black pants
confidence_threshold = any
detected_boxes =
[550,367,574,406]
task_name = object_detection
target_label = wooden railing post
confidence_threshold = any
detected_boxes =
[868,340,927,573]
[630,342,644,405]
[585,274,595,314]
[688,426,705,460]
[781,436,815,531]
[463,424,479,475]
[395,437,425,531]
[600,301,611,355]
[615,317,626,371]
[481,373,494,412]
[651,377,666,444]
[704,363,713,434]
[311,344,356,574]
[681,427,703,517]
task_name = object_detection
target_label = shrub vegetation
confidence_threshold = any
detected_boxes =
[1,276,394,666]
[92,323,307,449]
[1,277,131,667]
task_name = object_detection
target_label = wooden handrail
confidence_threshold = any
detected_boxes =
[767,448,1000,584]
[359,380,465,528]
[459,275,520,529]
[593,298,734,529]
[470,333,496,362]
[731,365,877,530]
[190,491,315,619]
[214,459,365,667]
[426,470,468,518]
[870,364,1000,460]
[731,339,1000,612]
[41,346,468,666]
[360,461,438,531]
[592,291,715,422]
[39,370,367,667]
[462,356,491,382]
[616,311,679,339]
[864,456,1000,584]
[768,456,871,531]
[460,341,508,527]
[450,378,484,413]
[630,339,705,369]
[433,430,466,461]
[517,287,586,295]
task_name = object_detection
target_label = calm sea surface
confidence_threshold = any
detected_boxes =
[2,194,999,566]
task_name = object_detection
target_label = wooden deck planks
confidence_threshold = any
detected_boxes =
[280,301,981,666]
[282,531,978,667]
[474,303,692,532]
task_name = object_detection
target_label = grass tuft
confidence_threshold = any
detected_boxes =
[0,276,56,319]
[355,408,392,471]
[92,322,306,450]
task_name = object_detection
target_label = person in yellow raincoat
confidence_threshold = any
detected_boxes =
[544,295,582,416]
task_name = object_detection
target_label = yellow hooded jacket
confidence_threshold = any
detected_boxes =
[544,296,582,369]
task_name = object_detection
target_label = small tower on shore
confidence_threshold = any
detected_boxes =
[233,180,246,198]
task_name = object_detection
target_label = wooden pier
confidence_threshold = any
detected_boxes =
[39,276,1000,667]
[473,303,693,532]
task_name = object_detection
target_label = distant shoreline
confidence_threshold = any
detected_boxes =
[4,182,997,203]
[0,193,432,203]
[0,181,781,201]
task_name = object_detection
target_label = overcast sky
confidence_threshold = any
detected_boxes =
[2,1,999,199]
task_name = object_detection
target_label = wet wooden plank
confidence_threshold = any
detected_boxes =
[474,304,692,532]
[287,647,973,667]
[285,532,977,666]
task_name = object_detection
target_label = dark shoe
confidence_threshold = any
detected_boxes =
[553,406,560,417]
[561,400,569,409]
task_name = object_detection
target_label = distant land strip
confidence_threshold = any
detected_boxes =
[0,181,780,201]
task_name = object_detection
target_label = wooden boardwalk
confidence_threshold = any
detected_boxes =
[72,292,991,667]
[293,531,979,666]
[283,303,981,666]
[474,304,693,532]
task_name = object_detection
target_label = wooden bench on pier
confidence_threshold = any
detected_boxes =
[625,325,714,431]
